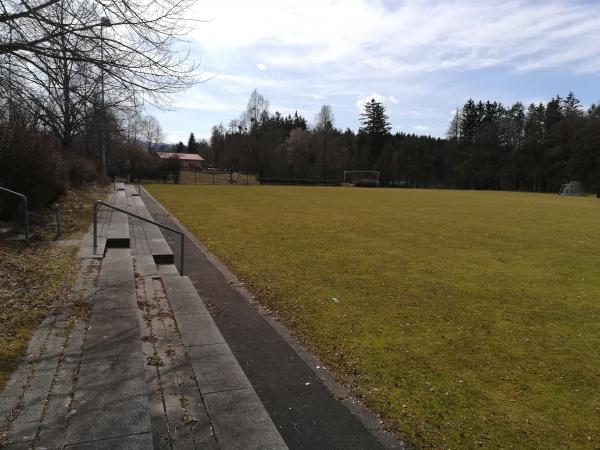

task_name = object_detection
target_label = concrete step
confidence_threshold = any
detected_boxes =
[0,225,16,238]
[125,184,140,196]
[4,233,27,241]
[160,274,287,449]
[157,264,179,274]
[126,189,174,264]
[145,224,174,263]
[106,210,130,248]
[78,235,106,259]
[133,254,158,277]
[65,248,152,447]
[114,189,127,206]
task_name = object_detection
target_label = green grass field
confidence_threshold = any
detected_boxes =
[147,184,600,449]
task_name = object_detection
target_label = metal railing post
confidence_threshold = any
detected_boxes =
[22,195,29,245]
[0,186,30,245]
[54,203,61,240]
[93,200,98,250]
[180,234,185,275]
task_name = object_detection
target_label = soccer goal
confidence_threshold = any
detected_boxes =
[343,171,380,187]
[559,181,586,196]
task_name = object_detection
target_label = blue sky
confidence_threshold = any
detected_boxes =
[151,0,600,143]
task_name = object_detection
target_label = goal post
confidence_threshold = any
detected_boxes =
[559,181,586,196]
[343,171,380,187]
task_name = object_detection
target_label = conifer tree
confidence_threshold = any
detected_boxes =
[359,99,391,136]
[187,132,197,153]
[358,98,392,164]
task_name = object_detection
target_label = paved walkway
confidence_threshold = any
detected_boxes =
[0,187,286,449]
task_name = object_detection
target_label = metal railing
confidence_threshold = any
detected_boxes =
[53,203,61,240]
[0,186,29,245]
[93,200,185,275]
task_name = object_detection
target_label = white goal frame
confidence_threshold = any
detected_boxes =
[559,181,586,196]
[343,171,380,185]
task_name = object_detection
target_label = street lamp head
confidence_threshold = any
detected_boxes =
[100,17,112,27]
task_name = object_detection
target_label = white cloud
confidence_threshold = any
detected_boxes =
[356,93,399,112]
[190,0,600,75]
[413,125,430,133]
[157,0,600,142]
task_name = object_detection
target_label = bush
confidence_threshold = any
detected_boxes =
[67,154,98,187]
[0,119,65,219]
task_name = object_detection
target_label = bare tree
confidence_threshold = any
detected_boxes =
[314,104,334,132]
[1,0,201,147]
[2,0,103,147]
[1,0,200,101]
[142,114,164,151]
[244,89,269,132]
[315,104,334,180]
[243,89,269,177]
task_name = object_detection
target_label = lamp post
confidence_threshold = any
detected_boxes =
[100,17,112,182]
[7,27,13,121]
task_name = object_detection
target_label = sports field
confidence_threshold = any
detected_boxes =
[146,184,599,449]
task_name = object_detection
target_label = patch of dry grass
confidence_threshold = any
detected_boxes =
[0,243,76,389]
[31,184,106,240]
[0,185,106,390]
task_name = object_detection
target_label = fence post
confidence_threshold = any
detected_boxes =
[180,233,185,275]
[54,204,61,240]
[22,196,29,245]
[93,201,98,250]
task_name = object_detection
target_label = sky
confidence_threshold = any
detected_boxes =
[151,0,600,143]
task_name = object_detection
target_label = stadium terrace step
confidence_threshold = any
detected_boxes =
[4,233,28,241]
[160,274,287,449]
[126,184,140,196]
[0,225,17,239]
[78,191,124,259]
[1,184,288,449]
[157,263,179,274]
[65,248,152,447]
[127,192,174,264]
[132,254,159,278]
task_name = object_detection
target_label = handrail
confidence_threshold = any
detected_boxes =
[53,203,61,240]
[93,200,185,275]
[0,186,30,245]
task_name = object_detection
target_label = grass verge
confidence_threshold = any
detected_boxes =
[147,184,600,449]
[0,185,105,390]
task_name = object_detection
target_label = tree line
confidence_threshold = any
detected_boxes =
[205,90,600,192]
[0,0,199,215]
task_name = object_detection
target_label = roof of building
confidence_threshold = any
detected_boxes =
[157,152,204,161]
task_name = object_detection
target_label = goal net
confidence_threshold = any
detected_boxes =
[559,181,586,196]
[343,171,380,186]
